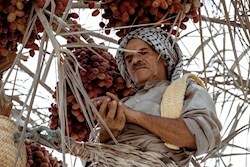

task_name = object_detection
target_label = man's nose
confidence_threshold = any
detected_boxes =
[131,53,143,65]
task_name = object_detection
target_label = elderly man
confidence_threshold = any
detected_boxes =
[95,27,222,166]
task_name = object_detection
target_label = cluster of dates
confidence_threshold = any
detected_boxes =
[88,0,202,37]
[49,47,135,142]
[25,140,63,167]
[0,0,76,58]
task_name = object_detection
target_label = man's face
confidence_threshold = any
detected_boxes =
[124,38,167,88]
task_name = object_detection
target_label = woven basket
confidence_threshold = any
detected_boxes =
[0,115,27,167]
[68,142,177,167]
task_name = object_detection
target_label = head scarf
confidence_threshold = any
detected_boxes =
[115,27,183,88]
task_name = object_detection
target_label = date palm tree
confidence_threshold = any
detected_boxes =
[0,0,249,166]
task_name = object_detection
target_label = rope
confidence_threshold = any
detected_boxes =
[15,126,67,152]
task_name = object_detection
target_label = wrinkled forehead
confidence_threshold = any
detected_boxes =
[117,29,163,58]
[124,38,155,54]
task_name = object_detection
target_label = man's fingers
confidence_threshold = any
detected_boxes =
[92,96,106,103]
[106,92,119,101]
[106,100,117,120]
[116,101,125,121]
[92,96,106,108]
[93,100,99,108]
[99,97,111,118]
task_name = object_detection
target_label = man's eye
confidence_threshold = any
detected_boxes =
[139,51,147,55]
[126,59,132,63]
[125,56,132,63]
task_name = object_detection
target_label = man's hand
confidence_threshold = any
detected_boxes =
[104,92,137,124]
[99,97,126,132]
[93,93,126,142]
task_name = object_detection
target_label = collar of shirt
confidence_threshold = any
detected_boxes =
[139,80,171,91]
[121,80,170,102]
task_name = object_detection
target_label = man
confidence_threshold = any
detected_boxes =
[95,27,222,166]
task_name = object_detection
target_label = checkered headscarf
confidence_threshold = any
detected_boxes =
[115,27,183,88]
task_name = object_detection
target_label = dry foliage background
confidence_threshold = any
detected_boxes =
[1,0,249,166]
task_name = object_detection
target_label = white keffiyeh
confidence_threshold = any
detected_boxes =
[115,27,183,89]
